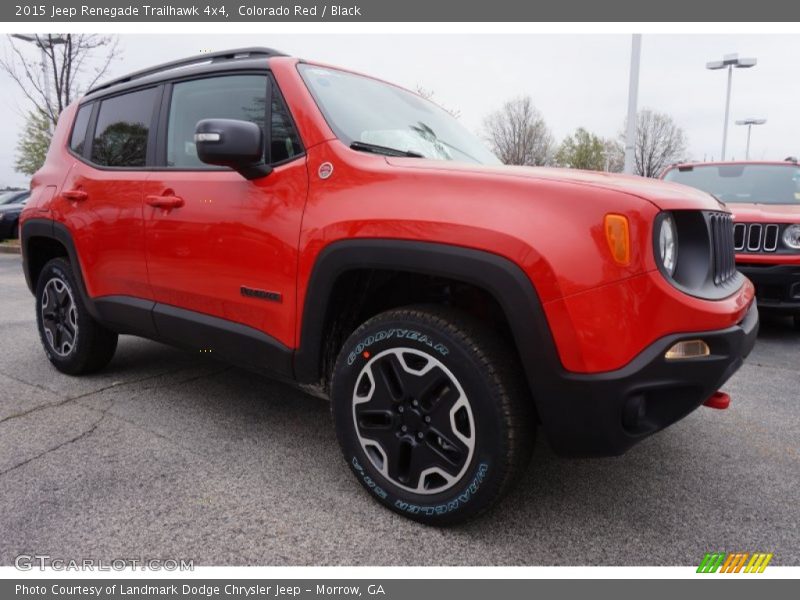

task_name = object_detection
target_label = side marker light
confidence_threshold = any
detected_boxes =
[604,214,631,266]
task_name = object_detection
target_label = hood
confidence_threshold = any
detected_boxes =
[727,202,800,223]
[385,159,726,212]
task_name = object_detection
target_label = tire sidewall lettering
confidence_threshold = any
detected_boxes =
[347,328,449,365]
[392,462,489,516]
[351,455,489,516]
[351,456,389,500]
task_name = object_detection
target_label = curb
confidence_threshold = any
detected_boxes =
[0,244,21,255]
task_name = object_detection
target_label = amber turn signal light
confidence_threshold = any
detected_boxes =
[604,214,631,266]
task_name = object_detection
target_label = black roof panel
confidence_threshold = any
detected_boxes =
[85,47,287,97]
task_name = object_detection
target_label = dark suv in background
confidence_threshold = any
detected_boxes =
[0,190,29,240]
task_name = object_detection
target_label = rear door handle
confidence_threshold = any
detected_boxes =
[146,195,185,209]
[62,189,88,202]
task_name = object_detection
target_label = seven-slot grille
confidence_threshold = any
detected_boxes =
[709,212,737,285]
[733,222,780,253]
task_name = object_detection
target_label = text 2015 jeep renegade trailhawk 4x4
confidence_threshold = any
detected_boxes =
[21,48,758,524]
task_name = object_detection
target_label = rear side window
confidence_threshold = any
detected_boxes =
[69,104,92,155]
[166,75,268,168]
[91,87,158,167]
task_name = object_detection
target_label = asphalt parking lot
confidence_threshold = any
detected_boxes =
[0,253,798,566]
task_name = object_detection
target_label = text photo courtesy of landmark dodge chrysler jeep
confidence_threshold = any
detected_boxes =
[20,48,758,524]
[663,160,800,328]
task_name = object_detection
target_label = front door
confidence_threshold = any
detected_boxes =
[143,74,308,352]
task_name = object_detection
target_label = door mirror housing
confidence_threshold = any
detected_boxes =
[194,119,272,180]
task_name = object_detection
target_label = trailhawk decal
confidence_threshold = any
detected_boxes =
[347,329,449,365]
[351,457,489,516]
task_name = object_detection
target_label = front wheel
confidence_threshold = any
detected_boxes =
[330,306,534,525]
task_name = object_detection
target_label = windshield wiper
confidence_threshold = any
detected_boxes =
[350,141,424,158]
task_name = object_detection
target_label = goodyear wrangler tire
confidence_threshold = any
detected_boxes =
[331,305,534,525]
[35,258,118,375]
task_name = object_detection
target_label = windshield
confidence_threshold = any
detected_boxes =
[664,164,800,205]
[299,64,500,165]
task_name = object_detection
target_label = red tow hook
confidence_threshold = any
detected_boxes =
[704,391,731,410]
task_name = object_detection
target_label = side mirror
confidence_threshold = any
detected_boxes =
[194,118,272,180]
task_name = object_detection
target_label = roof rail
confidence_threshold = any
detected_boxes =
[86,47,286,94]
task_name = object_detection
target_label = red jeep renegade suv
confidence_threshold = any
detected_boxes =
[21,48,758,524]
[663,160,800,327]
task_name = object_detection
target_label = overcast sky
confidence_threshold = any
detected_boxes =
[1,33,798,187]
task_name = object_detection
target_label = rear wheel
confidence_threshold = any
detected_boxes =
[330,305,534,525]
[35,258,118,375]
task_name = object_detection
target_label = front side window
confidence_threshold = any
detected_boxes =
[91,87,158,167]
[298,64,500,165]
[665,164,800,205]
[167,75,268,168]
[166,75,303,168]
[270,87,303,163]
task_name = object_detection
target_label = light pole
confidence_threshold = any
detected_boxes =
[623,34,642,175]
[735,118,766,160]
[10,34,68,131]
[706,53,757,161]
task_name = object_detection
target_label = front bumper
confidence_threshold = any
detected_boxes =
[537,301,759,457]
[738,263,800,312]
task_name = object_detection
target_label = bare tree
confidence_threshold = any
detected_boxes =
[483,96,554,166]
[1,34,120,128]
[414,85,461,119]
[622,108,688,178]
[603,138,625,173]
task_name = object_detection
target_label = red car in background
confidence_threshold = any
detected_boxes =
[663,160,800,328]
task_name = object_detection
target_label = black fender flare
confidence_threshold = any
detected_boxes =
[20,218,105,321]
[293,239,563,407]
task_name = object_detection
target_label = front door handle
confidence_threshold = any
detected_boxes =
[146,194,185,210]
[62,189,88,202]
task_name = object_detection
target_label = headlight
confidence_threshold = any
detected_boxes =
[783,224,800,249]
[658,214,678,276]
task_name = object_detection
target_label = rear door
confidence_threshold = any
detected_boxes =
[143,73,308,351]
[58,86,160,301]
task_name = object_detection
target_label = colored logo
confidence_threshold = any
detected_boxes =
[697,552,773,573]
[318,162,334,179]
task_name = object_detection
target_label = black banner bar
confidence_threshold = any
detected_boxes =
[4,579,799,600]
[5,1,800,22]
